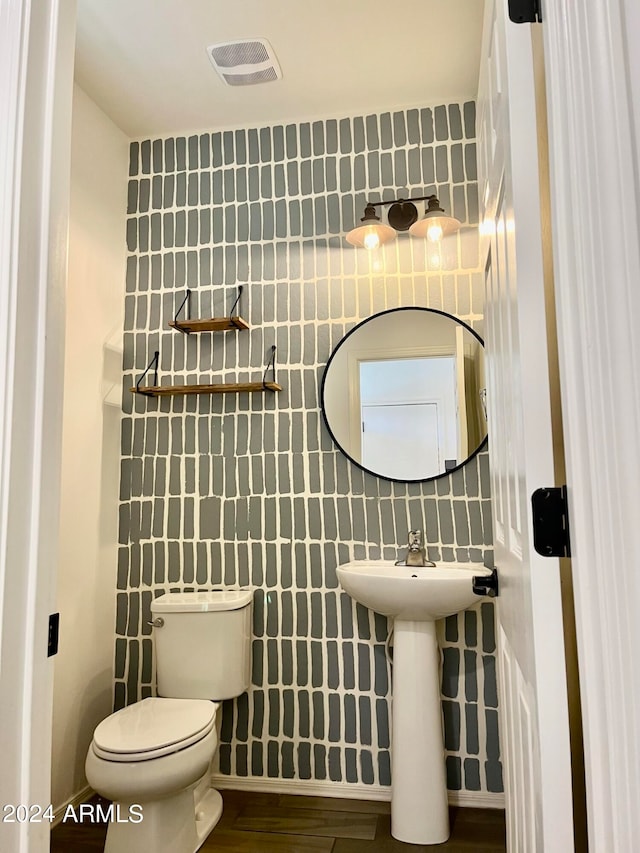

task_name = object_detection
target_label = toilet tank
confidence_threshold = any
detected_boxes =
[150,590,253,700]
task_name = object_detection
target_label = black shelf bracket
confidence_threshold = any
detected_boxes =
[135,350,159,395]
[174,285,245,332]
[229,285,243,326]
[173,290,192,333]
[263,345,277,390]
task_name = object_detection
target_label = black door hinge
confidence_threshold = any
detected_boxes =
[508,0,542,23]
[48,613,60,657]
[531,486,571,557]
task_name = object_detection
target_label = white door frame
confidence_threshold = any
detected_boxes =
[0,1,75,851]
[542,1,640,849]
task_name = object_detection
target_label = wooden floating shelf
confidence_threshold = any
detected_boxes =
[168,316,250,333]
[131,381,281,398]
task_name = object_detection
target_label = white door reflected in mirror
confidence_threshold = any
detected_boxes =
[321,307,487,482]
[359,357,457,479]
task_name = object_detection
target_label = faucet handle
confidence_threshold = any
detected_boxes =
[408,529,423,548]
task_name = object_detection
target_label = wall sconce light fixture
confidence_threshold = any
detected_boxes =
[346,194,461,249]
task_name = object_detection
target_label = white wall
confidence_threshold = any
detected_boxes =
[51,84,128,811]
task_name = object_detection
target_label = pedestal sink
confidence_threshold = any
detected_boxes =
[336,560,492,845]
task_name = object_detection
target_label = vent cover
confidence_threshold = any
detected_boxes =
[206,38,282,86]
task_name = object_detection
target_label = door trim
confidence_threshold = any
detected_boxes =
[0,1,75,851]
[543,3,640,848]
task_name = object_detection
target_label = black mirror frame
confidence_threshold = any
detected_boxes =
[320,306,488,484]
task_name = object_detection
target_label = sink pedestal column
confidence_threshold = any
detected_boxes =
[391,619,449,844]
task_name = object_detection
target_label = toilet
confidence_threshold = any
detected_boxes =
[86,589,253,853]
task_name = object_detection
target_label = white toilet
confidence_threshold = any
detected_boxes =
[86,589,253,853]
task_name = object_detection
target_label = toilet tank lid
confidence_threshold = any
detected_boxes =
[150,589,253,613]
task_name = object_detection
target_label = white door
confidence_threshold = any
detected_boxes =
[477,1,574,850]
[361,403,440,479]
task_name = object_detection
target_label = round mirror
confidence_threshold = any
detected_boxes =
[321,307,487,483]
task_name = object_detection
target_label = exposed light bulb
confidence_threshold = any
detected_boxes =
[426,222,444,242]
[363,229,381,250]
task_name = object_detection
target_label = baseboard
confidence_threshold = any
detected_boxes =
[212,773,391,802]
[447,789,505,809]
[212,774,505,809]
[52,785,94,828]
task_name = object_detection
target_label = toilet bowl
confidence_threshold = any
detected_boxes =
[85,698,221,853]
[86,589,253,853]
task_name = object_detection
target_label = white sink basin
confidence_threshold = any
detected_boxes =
[336,560,491,622]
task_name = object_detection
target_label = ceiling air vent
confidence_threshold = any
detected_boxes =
[206,38,282,87]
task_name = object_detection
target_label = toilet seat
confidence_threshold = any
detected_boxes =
[92,697,218,763]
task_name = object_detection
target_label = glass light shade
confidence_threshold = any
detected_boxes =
[409,213,461,242]
[345,221,397,249]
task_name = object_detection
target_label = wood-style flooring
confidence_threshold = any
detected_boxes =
[50,790,506,852]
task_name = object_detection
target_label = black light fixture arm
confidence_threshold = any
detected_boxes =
[359,194,442,232]
[366,193,437,209]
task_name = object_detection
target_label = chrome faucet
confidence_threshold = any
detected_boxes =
[398,530,435,567]
[406,530,427,566]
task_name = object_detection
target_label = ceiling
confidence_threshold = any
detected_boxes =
[74,0,484,139]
